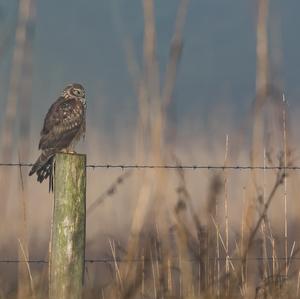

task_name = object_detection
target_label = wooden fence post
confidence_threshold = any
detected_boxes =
[49,153,86,299]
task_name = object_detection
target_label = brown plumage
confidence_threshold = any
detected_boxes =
[29,83,86,190]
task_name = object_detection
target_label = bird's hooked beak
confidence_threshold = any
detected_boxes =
[80,97,86,107]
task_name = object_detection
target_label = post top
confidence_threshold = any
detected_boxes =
[55,152,86,158]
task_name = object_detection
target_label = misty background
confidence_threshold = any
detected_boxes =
[0,0,299,160]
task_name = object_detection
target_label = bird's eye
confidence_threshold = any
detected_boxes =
[73,89,81,96]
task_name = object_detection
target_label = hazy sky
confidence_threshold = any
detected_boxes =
[0,0,299,134]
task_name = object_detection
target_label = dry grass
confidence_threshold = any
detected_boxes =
[1,0,300,298]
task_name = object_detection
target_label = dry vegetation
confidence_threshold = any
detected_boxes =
[1,0,300,298]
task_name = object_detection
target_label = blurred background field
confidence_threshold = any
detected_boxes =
[1,0,300,298]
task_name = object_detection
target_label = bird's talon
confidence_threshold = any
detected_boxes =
[68,150,77,154]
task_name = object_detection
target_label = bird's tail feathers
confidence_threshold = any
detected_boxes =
[29,149,56,190]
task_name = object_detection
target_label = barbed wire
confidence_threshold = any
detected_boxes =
[1,257,300,264]
[0,162,299,170]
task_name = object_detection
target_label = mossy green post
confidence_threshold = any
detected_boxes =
[49,153,86,299]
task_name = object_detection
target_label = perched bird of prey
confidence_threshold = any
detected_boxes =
[29,83,86,190]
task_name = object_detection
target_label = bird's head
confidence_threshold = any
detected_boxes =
[62,83,86,106]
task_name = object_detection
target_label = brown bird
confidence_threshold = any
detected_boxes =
[29,83,86,190]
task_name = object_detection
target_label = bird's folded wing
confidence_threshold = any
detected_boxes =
[38,97,85,150]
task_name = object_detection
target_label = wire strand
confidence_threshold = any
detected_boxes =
[1,257,300,264]
[0,162,299,170]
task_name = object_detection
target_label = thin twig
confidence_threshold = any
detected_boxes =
[17,238,36,298]
[87,170,132,215]
[242,168,285,265]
